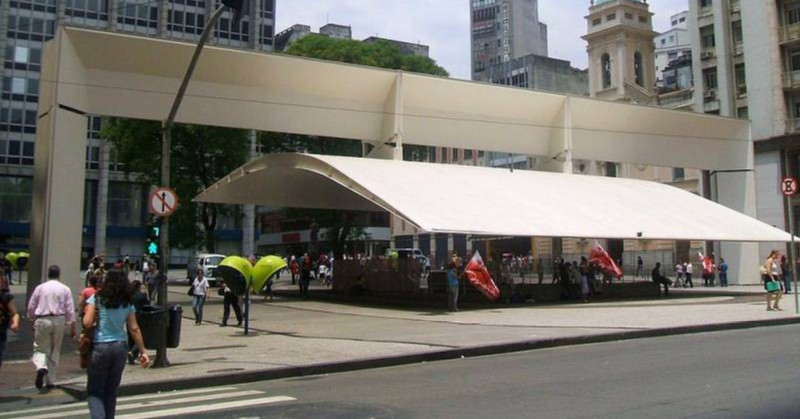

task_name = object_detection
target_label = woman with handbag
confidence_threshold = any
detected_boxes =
[764,250,784,311]
[83,269,150,419]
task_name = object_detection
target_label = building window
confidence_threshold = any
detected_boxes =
[13,46,29,63]
[606,13,616,21]
[65,0,109,23]
[701,25,715,48]
[787,3,800,25]
[117,0,159,34]
[85,145,100,170]
[605,162,617,178]
[215,16,250,44]
[673,168,685,180]
[704,69,718,90]
[11,77,26,94]
[639,16,648,24]
[601,53,612,89]
[737,107,748,119]
[700,0,712,9]
[735,63,746,95]
[634,52,644,87]
[0,176,32,223]
[732,21,743,44]
[107,182,144,227]
[592,18,601,26]
[625,13,633,20]
[790,50,800,72]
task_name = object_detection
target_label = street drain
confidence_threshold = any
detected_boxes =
[207,368,245,373]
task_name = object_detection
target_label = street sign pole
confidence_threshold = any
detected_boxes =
[780,174,799,314]
[792,205,798,315]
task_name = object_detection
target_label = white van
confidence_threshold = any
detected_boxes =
[186,253,225,286]
[387,248,431,274]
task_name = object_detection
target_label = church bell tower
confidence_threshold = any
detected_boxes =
[582,0,658,104]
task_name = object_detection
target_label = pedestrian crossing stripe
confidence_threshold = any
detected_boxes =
[0,386,239,418]
[115,396,297,419]
[8,387,296,419]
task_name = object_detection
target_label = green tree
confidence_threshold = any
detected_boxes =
[285,35,449,77]
[103,119,249,252]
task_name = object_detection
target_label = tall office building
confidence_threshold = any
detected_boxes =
[688,0,800,257]
[470,0,548,81]
[0,0,276,262]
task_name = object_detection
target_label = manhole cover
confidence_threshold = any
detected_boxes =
[207,368,245,373]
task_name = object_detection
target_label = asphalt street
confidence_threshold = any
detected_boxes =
[8,324,799,419]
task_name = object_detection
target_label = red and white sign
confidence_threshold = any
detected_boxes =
[149,187,179,216]
[781,177,798,197]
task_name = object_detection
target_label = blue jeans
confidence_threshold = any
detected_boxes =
[192,295,206,323]
[87,341,127,419]
[784,275,792,293]
[448,286,459,311]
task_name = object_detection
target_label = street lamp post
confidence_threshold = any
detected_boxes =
[154,3,236,368]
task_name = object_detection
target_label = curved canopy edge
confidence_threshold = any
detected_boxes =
[195,153,795,243]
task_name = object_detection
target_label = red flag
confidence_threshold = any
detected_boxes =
[699,252,713,274]
[464,251,500,301]
[589,245,623,278]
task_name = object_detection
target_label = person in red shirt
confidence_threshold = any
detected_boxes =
[78,274,100,320]
[289,256,299,285]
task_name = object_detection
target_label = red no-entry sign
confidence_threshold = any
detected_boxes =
[149,187,179,216]
[782,177,798,197]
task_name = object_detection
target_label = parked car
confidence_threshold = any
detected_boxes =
[387,248,431,274]
[186,253,225,286]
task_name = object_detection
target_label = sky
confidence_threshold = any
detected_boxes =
[277,0,689,80]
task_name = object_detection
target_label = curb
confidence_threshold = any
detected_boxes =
[60,315,800,400]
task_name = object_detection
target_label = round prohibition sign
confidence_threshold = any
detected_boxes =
[149,187,179,216]
[781,177,798,197]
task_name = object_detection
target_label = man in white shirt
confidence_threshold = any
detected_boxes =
[684,261,694,288]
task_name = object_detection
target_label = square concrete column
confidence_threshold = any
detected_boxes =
[29,106,88,299]
[429,235,436,267]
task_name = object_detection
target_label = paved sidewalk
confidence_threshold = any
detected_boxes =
[2,276,798,405]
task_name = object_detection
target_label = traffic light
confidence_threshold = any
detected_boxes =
[145,219,161,256]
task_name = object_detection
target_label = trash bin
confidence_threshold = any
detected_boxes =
[167,304,182,348]
[136,305,167,350]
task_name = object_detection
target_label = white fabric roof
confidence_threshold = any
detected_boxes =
[195,153,794,243]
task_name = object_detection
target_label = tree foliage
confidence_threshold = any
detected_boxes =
[285,35,449,77]
[102,119,249,252]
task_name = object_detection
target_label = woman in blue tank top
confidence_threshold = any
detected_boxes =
[84,269,150,419]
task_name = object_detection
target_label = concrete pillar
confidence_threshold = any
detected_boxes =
[616,41,626,97]
[429,235,436,267]
[447,234,454,257]
[242,130,257,256]
[29,107,88,301]
[94,137,110,259]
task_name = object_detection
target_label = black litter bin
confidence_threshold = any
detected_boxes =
[137,305,167,350]
[167,304,182,348]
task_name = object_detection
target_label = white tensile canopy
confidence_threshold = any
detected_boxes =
[195,153,794,243]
